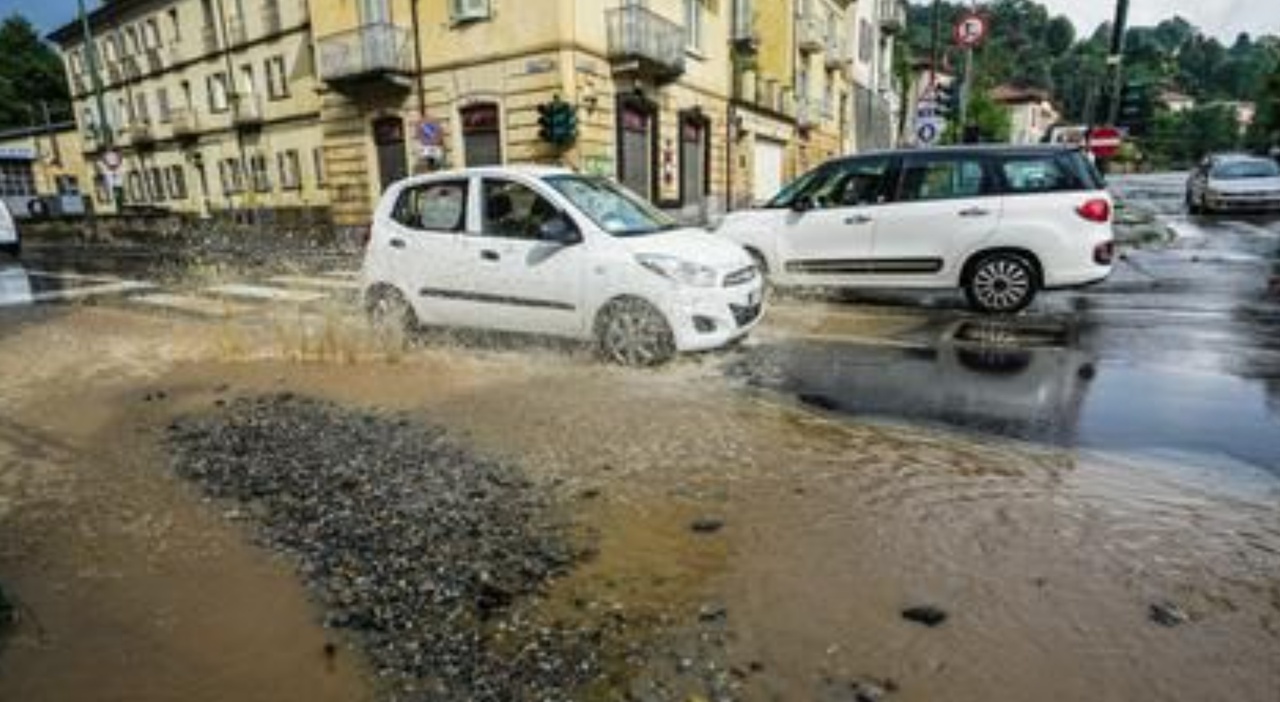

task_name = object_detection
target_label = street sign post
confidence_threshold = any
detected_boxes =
[1087,126,1123,159]
[101,149,122,171]
[954,12,987,48]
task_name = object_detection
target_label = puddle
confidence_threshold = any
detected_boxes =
[733,337,1280,476]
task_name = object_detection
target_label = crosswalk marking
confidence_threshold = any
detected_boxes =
[130,293,259,318]
[205,283,327,304]
[267,275,360,292]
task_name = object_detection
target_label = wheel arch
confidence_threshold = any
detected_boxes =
[959,247,1044,290]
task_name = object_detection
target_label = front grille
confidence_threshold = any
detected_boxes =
[723,265,758,287]
[730,302,762,327]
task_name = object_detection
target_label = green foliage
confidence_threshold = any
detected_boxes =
[1147,105,1241,168]
[1245,66,1280,150]
[0,14,70,130]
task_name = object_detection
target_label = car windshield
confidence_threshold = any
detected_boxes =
[1212,160,1280,179]
[545,175,678,237]
[765,166,832,208]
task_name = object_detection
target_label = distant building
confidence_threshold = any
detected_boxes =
[0,123,88,219]
[1159,90,1196,113]
[846,0,907,152]
[990,84,1060,145]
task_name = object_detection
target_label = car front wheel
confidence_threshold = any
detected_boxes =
[365,286,416,344]
[596,298,676,367]
[964,253,1038,314]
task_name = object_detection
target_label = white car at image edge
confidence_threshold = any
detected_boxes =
[361,166,763,365]
[0,200,18,258]
[715,145,1114,313]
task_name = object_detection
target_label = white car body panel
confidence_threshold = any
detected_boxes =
[362,166,762,355]
[0,201,17,250]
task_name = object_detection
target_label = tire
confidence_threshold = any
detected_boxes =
[1187,192,1202,215]
[596,298,676,367]
[365,286,416,343]
[964,253,1038,315]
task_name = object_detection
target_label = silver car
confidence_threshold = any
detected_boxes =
[1186,154,1280,214]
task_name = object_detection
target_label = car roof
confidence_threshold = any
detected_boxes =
[404,164,575,183]
[822,144,1081,167]
[1209,153,1271,164]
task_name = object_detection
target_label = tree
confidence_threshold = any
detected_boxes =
[0,14,70,130]
[1147,105,1240,168]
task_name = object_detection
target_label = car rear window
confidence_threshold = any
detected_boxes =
[998,152,1103,194]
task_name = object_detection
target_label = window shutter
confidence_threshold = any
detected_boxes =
[453,0,491,22]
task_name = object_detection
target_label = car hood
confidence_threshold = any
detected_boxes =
[1208,176,1280,194]
[618,228,753,271]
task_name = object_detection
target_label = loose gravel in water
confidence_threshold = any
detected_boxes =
[166,394,605,701]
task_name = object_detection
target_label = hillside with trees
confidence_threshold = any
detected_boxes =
[0,15,71,131]
[903,0,1280,166]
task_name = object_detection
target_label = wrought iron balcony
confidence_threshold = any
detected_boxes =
[145,48,164,74]
[123,120,155,147]
[879,0,906,34]
[317,23,414,86]
[606,5,685,82]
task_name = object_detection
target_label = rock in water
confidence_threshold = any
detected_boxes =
[901,605,948,627]
[1149,601,1189,627]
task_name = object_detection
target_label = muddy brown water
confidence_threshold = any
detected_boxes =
[0,305,1277,701]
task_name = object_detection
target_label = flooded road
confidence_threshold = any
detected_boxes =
[0,173,1278,701]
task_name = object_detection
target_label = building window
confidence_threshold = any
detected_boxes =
[127,171,144,202]
[166,165,187,200]
[460,103,502,167]
[278,149,301,190]
[249,153,271,192]
[858,20,873,63]
[312,147,326,185]
[208,72,229,112]
[450,0,492,23]
[144,18,161,48]
[148,168,166,201]
[168,8,181,42]
[157,87,171,123]
[0,161,37,197]
[135,94,150,124]
[219,158,244,195]
[684,0,704,53]
[266,56,289,100]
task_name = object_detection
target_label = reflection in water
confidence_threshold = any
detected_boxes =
[735,323,1280,474]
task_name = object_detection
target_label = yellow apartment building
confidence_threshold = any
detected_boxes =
[0,122,89,218]
[46,0,881,228]
[49,0,330,222]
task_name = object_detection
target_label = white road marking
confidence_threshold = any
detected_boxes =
[320,270,360,280]
[29,280,156,304]
[267,275,360,292]
[24,270,127,284]
[204,284,326,304]
[130,293,259,318]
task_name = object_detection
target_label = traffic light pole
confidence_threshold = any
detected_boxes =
[1106,0,1130,126]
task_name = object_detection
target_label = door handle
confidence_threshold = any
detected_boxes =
[959,207,990,218]
[389,237,406,249]
[480,249,500,262]
[845,214,873,225]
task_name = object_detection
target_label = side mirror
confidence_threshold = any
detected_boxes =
[790,195,816,213]
[539,214,581,245]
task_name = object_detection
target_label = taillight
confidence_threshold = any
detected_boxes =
[1077,198,1111,223]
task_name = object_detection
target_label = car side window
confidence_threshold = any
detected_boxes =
[392,180,468,232]
[480,179,562,240]
[792,158,894,209]
[898,156,990,202]
[999,156,1081,194]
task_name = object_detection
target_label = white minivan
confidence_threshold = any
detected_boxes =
[0,200,18,258]
[716,145,1114,313]
[361,166,763,365]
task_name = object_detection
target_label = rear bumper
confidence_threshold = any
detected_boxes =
[1205,196,1280,212]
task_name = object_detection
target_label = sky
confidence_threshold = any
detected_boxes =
[1,0,1278,42]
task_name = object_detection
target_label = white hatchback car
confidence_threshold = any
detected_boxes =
[0,200,18,258]
[361,166,763,365]
[716,145,1114,313]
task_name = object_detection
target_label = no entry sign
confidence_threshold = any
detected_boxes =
[954,12,988,48]
[1088,126,1123,159]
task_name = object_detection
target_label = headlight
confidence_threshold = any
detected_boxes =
[636,254,719,287]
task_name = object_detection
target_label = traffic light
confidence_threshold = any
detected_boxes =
[537,97,578,147]
[1118,80,1155,137]
[936,82,961,119]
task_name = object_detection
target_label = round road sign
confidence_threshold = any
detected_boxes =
[101,149,123,171]
[1088,126,1123,159]
[916,121,942,145]
[954,13,988,48]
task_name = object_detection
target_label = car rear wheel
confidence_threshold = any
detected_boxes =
[964,253,1038,315]
[596,298,676,367]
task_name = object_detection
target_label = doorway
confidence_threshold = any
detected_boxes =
[373,116,407,193]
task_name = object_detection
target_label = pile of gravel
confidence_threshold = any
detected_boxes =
[166,394,603,700]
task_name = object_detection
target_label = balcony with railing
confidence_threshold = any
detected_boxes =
[825,34,850,71]
[879,0,906,34]
[123,120,155,147]
[317,23,414,87]
[606,5,686,82]
[169,108,199,138]
[232,94,264,128]
[731,1,758,54]
[145,47,164,74]
[797,13,825,53]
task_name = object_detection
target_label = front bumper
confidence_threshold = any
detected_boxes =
[667,278,765,352]
[1205,194,1280,212]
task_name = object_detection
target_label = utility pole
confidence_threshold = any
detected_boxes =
[1106,0,1130,126]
